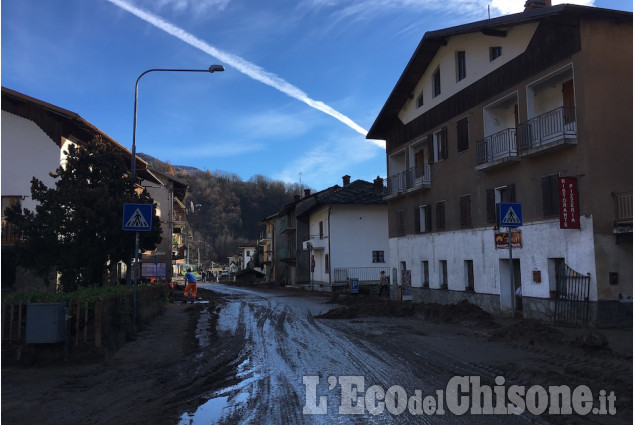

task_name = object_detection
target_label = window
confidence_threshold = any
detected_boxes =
[372,251,385,263]
[319,221,324,239]
[433,67,441,97]
[464,260,474,289]
[434,128,448,162]
[416,204,431,233]
[246,250,251,257]
[456,117,469,153]
[421,261,429,287]
[486,184,515,223]
[394,210,406,236]
[436,201,446,230]
[542,174,560,217]
[325,254,330,273]
[1,196,21,245]
[439,260,448,288]
[416,92,423,108]
[460,195,472,228]
[456,51,466,81]
[490,46,502,61]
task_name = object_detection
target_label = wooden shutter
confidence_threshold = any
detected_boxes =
[486,189,496,223]
[562,79,575,124]
[457,118,469,152]
[441,127,448,160]
[414,206,421,233]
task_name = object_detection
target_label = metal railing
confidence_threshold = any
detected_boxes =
[518,106,576,152]
[615,192,633,222]
[333,266,391,284]
[476,128,518,165]
[385,163,431,196]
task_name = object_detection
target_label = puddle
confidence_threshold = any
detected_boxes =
[178,356,258,424]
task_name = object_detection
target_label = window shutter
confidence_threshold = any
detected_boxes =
[486,189,496,223]
[425,205,432,232]
[414,206,421,233]
[436,201,446,229]
[441,127,448,160]
[508,183,516,202]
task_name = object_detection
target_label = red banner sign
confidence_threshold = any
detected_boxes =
[559,177,580,229]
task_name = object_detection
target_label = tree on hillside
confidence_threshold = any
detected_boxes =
[5,136,162,292]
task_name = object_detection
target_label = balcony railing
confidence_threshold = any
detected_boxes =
[517,106,576,153]
[476,128,518,166]
[385,163,431,197]
[615,192,633,223]
[333,266,391,284]
[173,208,186,223]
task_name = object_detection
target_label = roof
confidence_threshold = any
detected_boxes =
[297,179,385,218]
[147,167,189,200]
[1,86,155,181]
[367,4,632,140]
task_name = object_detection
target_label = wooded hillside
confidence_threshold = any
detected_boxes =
[139,154,308,263]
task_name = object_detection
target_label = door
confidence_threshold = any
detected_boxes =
[499,258,521,314]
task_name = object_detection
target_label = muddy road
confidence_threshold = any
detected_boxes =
[2,284,631,424]
[181,284,631,424]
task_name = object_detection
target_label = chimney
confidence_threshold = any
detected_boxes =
[524,0,551,11]
[373,176,384,196]
[304,189,311,197]
[342,175,351,187]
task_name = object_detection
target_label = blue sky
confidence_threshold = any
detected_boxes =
[2,0,632,190]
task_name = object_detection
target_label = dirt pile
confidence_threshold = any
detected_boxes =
[316,295,498,328]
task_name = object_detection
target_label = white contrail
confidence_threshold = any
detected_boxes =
[106,0,385,148]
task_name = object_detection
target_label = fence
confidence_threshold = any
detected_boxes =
[2,285,165,352]
[333,267,391,285]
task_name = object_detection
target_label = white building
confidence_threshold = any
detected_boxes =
[298,176,390,290]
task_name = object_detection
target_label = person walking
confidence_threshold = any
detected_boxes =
[184,268,198,303]
[378,270,389,298]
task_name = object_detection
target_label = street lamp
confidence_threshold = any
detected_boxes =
[129,65,224,330]
[130,65,225,178]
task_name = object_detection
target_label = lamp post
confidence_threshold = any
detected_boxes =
[129,65,224,330]
[130,65,225,178]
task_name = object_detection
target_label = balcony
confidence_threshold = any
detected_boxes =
[302,236,327,251]
[475,128,519,171]
[476,106,577,169]
[384,163,431,198]
[613,192,632,242]
[1,219,19,245]
[517,106,577,156]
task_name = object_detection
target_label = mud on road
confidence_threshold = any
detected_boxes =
[2,286,632,425]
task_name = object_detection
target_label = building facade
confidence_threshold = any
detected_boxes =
[367,4,632,325]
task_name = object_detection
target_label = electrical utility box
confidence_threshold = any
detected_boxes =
[26,303,68,343]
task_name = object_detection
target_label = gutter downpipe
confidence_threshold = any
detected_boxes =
[327,204,333,289]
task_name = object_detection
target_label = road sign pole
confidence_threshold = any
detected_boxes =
[508,226,515,316]
[133,231,139,333]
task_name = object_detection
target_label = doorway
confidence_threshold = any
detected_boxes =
[499,258,521,313]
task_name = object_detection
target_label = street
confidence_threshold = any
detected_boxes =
[2,284,630,425]
[179,284,630,424]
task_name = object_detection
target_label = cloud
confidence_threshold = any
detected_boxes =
[274,133,382,186]
[135,0,230,16]
[154,139,265,161]
[236,110,311,139]
[105,0,372,140]
[490,0,595,15]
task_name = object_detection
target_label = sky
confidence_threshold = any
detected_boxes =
[2,0,632,191]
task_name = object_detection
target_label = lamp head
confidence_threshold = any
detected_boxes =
[208,65,225,73]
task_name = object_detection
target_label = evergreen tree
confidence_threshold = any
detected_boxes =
[5,136,162,292]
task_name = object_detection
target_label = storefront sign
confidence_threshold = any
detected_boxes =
[559,177,580,229]
[495,230,522,249]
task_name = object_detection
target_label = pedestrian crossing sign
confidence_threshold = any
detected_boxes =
[123,203,153,231]
[499,203,522,227]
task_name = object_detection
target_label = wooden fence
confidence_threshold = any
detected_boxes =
[1,285,165,351]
